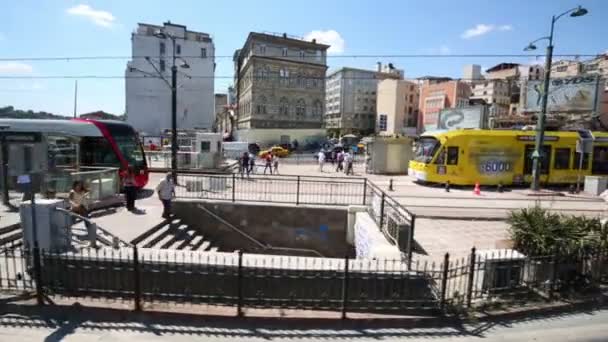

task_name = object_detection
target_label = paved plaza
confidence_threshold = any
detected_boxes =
[2,162,606,263]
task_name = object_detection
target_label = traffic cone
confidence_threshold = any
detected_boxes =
[473,182,481,195]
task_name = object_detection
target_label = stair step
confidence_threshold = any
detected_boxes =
[141,221,181,249]
[186,235,204,250]
[191,237,210,251]
[131,219,176,246]
[159,225,190,249]
[175,230,200,250]
[0,232,22,246]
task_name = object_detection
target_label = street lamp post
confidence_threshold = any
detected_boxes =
[151,30,190,184]
[524,5,588,191]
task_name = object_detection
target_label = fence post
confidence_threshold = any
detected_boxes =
[466,247,476,308]
[379,192,386,229]
[549,247,559,300]
[362,179,367,205]
[32,246,44,306]
[237,250,244,317]
[132,245,142,311]
[341,255,349,320]
[232,173,236,203]
[296,176,301,205]
[440,252,450,311]
[408,214,416,269]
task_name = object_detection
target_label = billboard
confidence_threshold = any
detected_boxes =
[436,106,488,131]
[524,75,599,112]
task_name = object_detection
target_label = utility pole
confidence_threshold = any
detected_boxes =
[171,43,178,184]
[73,80,78,118]
[525,6,588,191]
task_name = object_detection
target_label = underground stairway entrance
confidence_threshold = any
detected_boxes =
[130,199,356,258]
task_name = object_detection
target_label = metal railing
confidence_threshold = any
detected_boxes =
[54,207,131,249]
[175,173,413,257]
[1,244,605,316]
[41,167,120,202]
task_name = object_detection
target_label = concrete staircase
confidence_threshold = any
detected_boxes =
[130,218,219,251]
[0,223,22,249]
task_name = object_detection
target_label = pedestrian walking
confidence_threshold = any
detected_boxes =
[344,151,354,176]
[263,153,273,174]
[156,173,175,219]
[123,166,137,211]
[330,150,336,165]
[273,154,280,174]
[248,152,256,174]
[240,152,250,179]
[317,151,326,172]
[336,151,344,172]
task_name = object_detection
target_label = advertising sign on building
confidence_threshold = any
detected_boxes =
[524,75,599,112]
[436,106,488,130]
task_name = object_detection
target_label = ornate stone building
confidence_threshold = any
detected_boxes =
[233,32,329,144]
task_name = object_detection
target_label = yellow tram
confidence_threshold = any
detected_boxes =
[408,129,608,186]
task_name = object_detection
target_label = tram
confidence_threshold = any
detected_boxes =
[0,119,149,188]
[408,129,608,186]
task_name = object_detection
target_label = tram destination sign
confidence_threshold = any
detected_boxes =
[2,132,42,143]
[524,75,599,113]
[516,135,559,142]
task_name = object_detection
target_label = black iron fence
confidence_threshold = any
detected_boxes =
[1,244,606,316]
[175,173,414,257]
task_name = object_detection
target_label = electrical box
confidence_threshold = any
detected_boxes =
[19,199,72,251]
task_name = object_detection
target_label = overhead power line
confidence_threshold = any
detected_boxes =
[0,75,580,81]
[0,53,603,62]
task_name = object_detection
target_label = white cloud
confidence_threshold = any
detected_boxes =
[0,62,34,74]
[439,45,451,55]
[304,30,345,54]
[66,4,116,28]
[461,24,513,39]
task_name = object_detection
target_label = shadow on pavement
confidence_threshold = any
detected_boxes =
[0,298,605,340]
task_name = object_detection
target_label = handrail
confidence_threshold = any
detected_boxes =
[196,204,324,257]
[54,207,131,248]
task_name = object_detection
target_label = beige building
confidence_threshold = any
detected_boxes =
[325,65,402,135]
[551,59,583,78]
[233,32,329,144]
[376,79,419,136]
[470,79,510,117]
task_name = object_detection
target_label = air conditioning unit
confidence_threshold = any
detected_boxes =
[386,211,411,253]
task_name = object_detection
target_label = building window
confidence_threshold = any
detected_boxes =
[176,44,181,55]
[410,85,414,91]
[201,48,207,58]
[159,60,165,72]
[256,96,267,115]
[378,114,387,131]
[316,50,322,61]
[409,94,414,103]
[312,100,323,117]
[259,44,266,55]
[296,99,306,118]
[556,65,567,72]
[279,97,289,115]
[282,47,288,57]
[160,42,166,55]
[299,50,305,58]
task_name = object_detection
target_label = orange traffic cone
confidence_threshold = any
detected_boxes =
[473,182,481,195]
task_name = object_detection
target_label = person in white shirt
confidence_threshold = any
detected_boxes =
[317,151,326,172]
[156,173,175,219]
[344,151,354,175]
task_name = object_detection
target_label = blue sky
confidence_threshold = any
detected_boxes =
[0,0,606,116]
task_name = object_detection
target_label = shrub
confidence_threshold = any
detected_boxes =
[508,206,608,256]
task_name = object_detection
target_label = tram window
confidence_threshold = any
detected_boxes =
[553,148,570,170]
[434,148,446,165]
[524,145,550,175]
[80,137,119,166]
[573,152,589,170]
[447,147,459,165]
[591,146,608,174]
